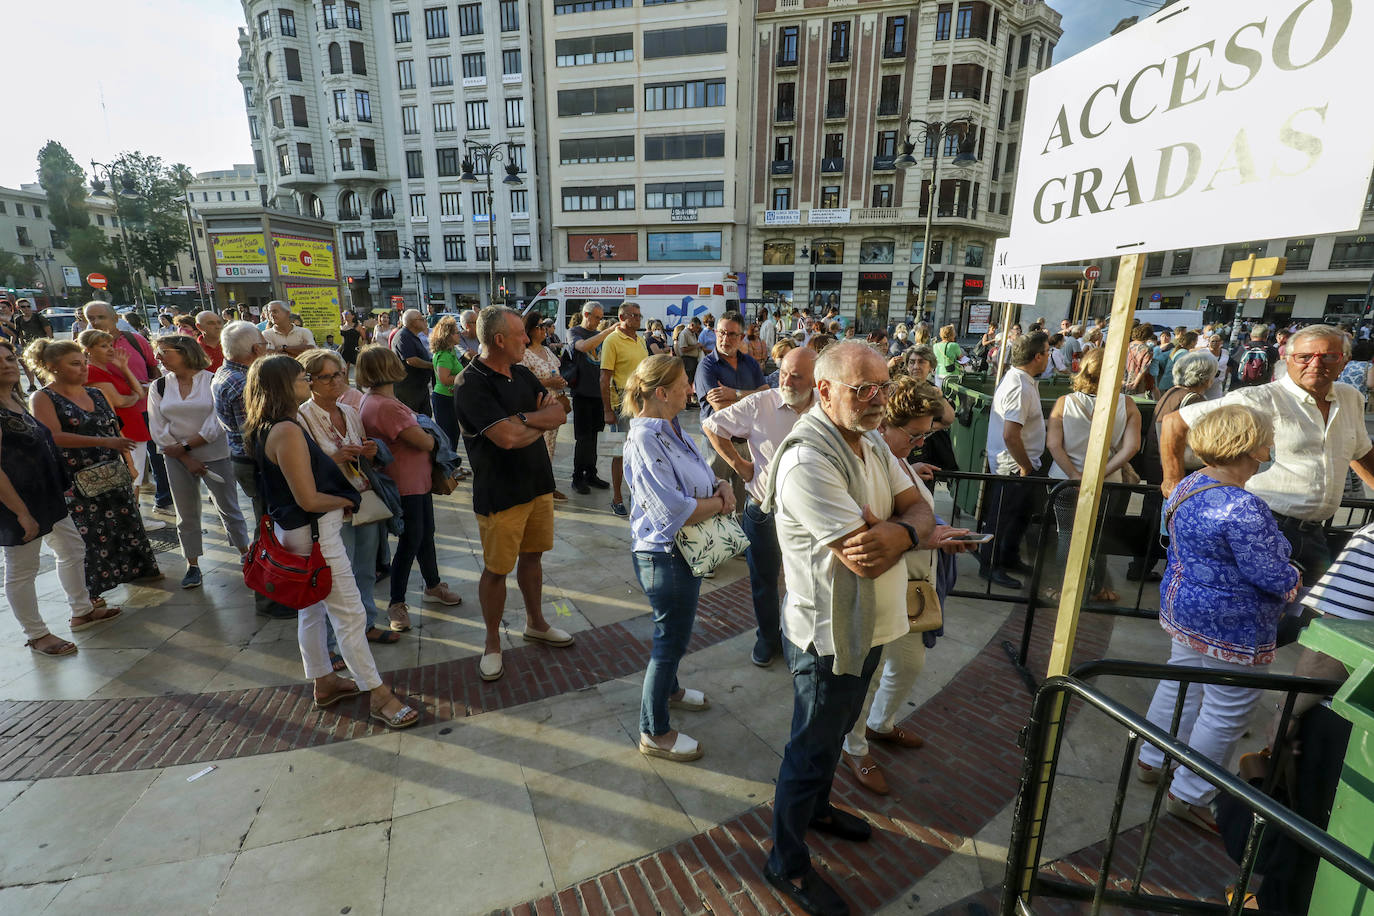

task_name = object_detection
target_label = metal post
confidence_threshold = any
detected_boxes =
[918,148,939,329]
[182,193,209,312]
[485,166,496,306]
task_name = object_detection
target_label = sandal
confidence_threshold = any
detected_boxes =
[1091,587,1120,603]
[366,627,401,644]
[314,679,362,708]
[91,597,107,610]
[70,605,123,632]
[26,637,77,657]
[371,703,419,729]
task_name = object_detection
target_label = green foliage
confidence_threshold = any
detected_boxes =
[36,141,91,240]
[107,151,189,288]
[0,251,38,288]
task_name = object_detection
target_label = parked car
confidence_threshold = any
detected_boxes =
[41,308,79,341]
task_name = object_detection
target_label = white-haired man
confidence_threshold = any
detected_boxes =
[262,300,315,357]
[391,308,434,415]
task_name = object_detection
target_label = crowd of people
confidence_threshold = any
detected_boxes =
[5,286,1374,915]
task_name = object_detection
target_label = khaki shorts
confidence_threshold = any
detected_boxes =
[476,493,555,575]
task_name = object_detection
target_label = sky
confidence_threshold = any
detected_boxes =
[1,0,1160,190]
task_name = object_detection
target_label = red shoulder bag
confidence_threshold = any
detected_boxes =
[243,515,333,609]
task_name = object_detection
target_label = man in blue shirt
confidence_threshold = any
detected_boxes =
[699,313,717,356]
[695,313,768,512]
[391,309,434,415]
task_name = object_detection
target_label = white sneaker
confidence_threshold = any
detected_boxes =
[141,515,167,532]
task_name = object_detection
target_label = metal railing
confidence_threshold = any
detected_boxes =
[1001,659,1362,915]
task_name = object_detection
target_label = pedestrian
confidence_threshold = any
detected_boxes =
[195,310,226,372]
[600,302,649,517]
[694,313,767,512]
[566,302,617,495]
[390,309,434,416]
[262,300,316,357]
[519,310,571,501]
[453,306,574,682]
[428,315,463,452]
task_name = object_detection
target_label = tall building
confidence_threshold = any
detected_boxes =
[236,0,550,313]
[747,0,1062,330]
[536,0,755,282]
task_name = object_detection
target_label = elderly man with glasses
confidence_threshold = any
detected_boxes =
[694,313,768,513]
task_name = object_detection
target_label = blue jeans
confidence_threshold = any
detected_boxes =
[633,549,702,737]
[768,641,882,878]
[741,501,783,651]
[326,518,386,653]
[391,493,439,605]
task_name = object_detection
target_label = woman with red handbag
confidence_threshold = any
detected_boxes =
[244,355,419,729]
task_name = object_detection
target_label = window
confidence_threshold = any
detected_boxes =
[355,90,371,121]
[328,42,343,73]
[643,24,727,59]
[345,1,361,28]
[825,79,846,117]
[508,144,526,172]
[475,241,491,261]
[410,194,426,218]
[1010,89,1024,122]
[440,191,462,217]
[430,55,453,86]
[1145,252,1165,277]
[644,79,725,111]
[504,97,525,127]
[376,231,400,259]
[964,243,984,267]
[349,41,366,74]
[250,115,261,139]
[884,16,906,56]
[929,65,946,100]
[876,130,897,158]
[646,231,722,262]
[397,59,415,89]
[413,235,430,261]
[949,63,985,101]
[406,150,425,178]
[878,75,901,115]
[458,3,482,34]
[513,234,531,261]
[559,135,635,164]
[991,8,1000,45]
[1330,235,1374,270]
[437,148,462,176]
[465,100,489,129]
[511,189,528,214]
[561,185,635,211]
[254,151,266,174]
[1004,142,1017,174]
[1018,34,1032,69]
[872,185,893,208]
[820,185,840,208]
[912,239,942,264]
[94,212,103,225]
[955,1,991,40]
[472,191,490,218]
[269,96,285,128]
[290,95,308,126]
[244,85,256,107]
[500,0,519,30]
[443,235,466,261]
[778,25,798,65]
[1170,249,1193,275]
[336,138,353,169]
[462,52,485,79]
[1219,240,1268,266]
[257,11,271,37]
[991,141,1002,179]
[276,144,291,174]
[425,6,449,38]
[772,187,792,209]
[322,2,337,29]
[503,49,521,75]
[935,3,952,40]
[1284,237,1314,271]
[394,12,411,42]
[823,133,844,159]
[555,33,633,66]
[432,102,455,132]
[344,232,366,259]
[283,48,302,80]
[829,21,850,62]
[553,0,630,13]
[645,181,724,209]
[559,85,635,115]
[279,8,296,36]
[644,132,724,161]
[776,82,795,120]
[401,105,418,133]
[14,225,31,248]
[360,139,376,170]
[296,142,314,174]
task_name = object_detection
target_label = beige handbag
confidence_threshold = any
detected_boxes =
[905,578,943,633]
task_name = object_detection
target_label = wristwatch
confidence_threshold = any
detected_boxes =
[516,412,529,425]
[896,521,919,550]
[734,388,741,399]
[180,440,192,452]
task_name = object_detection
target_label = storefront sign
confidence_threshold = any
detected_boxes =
[968,302,994,335]
[1010,0,1374,265]
[211,232,269,280]
[807,208,851,225]
[988,238,1043,306]
[859,272,892,283]
[285,284,342,347]
[963,276,986,292]
[764,210,801,226]
[273,234,337,280]
[670,208,698,223]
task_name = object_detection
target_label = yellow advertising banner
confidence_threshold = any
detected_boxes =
[210,233,269,279]
[285,284,342,348]
[273,234,337,281]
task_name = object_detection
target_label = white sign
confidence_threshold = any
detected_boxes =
[987,238,1043,306]
[764,209,801,226]
[216,264,270,279]
[670,208,698,223]
[1009,0,1374,266]
[967,303,993,335]
[807,208,851,225]
[61,265,80,288]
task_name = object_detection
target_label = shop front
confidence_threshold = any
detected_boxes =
[856,271,893,332]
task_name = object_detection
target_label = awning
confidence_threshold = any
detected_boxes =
[347,271,369,283]
[380,269,403,281]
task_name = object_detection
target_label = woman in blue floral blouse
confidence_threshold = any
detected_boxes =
[1137,404,1300,832]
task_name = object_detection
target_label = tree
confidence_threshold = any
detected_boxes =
[107,151,189,288]
[37,141,91,241]
[0,251,38,288]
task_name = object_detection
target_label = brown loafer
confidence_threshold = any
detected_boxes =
[866,724,924,749]
[843,751,890,796]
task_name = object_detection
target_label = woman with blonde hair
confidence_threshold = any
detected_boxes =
[622,354,734,762]
[1137,404,1299,830]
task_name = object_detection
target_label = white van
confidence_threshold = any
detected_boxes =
[529,271,740,331]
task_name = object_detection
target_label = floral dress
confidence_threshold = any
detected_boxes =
[519,345,563,460]
[42,388,159,596]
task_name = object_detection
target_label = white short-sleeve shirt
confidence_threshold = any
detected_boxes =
[263,325,317,352]
[774,435,913,656]
[986,367,1045,474]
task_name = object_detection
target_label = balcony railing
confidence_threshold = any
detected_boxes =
[776,52,797,67]
[825,102,846,119]
[828,49,849,63]
[771,159,793,176]
[872,155,895,171]
[882,43,905,58]
[775,106,795,122]
[877,99,901,117]
[371,207,395,219]
[821,156,844,173]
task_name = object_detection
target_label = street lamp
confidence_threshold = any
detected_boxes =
[89,161,148,327]
[799,244,819,311]
[396,242,430,312]
[29,249,58,307]
[584,237,616,279]
[458,140,523,307]
[895,116,979,328]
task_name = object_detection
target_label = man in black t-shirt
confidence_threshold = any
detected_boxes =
[565,301,617,494]
[453,305,575,683]
[12,299,52,343]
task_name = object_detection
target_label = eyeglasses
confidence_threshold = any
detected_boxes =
[896,427,929,446]
[1290,352,1343,365]
[311,370,347,383]
[719,331,743,339]
[832,379,896,401]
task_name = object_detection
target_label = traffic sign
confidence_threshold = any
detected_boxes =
[1149,292,1162,303]
[1226,279,1282,300]
[1083,266,1101,281]
[1229,257,1287,280]
[86,272,108,290]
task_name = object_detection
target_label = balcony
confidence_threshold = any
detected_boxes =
[872,155,895,171]
[774,106,795,123]
[828,50,849,64]
[877,99,901,117]
[824,102,846,119]
[371,207,395,220]
[776,52,797,68]
[821,156,844,174]
[771,159,793,176]
[882,43,906,59]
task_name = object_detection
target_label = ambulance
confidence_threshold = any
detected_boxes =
[528,271,741,331]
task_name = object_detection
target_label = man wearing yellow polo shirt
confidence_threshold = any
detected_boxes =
[600,301,648,517]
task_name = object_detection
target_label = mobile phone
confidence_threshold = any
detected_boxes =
[949,533,994,544]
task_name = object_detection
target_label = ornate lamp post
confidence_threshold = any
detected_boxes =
[458,140,523,307]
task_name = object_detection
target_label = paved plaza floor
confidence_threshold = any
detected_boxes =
[0,420,1283,915]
